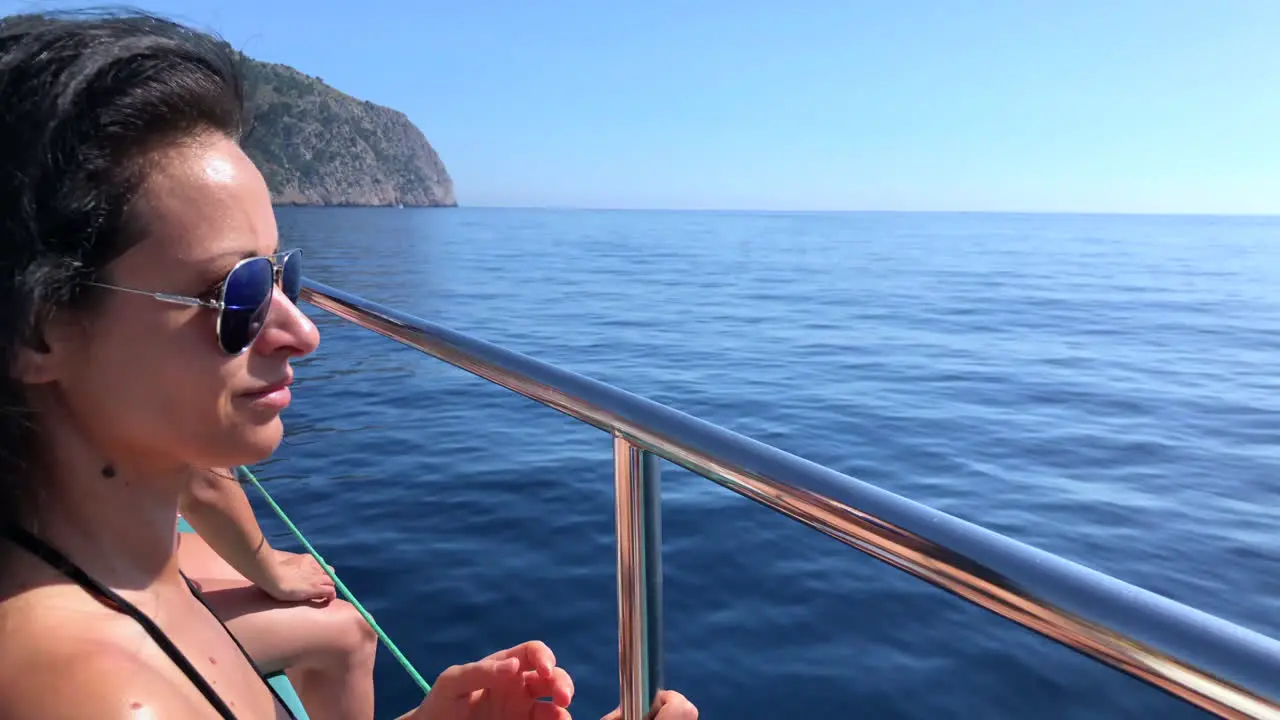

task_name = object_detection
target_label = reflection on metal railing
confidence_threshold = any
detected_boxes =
[301,278,1280,720]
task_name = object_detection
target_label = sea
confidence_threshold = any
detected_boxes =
[253,207,1280,719]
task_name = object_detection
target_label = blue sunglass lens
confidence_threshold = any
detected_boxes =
[218,257,274,354]
[281,250,302,304]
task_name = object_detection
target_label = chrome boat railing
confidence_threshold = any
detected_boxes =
[300,278,1280,720]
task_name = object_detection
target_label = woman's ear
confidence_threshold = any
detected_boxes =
[12,340,57,385]
[11,315,74,385]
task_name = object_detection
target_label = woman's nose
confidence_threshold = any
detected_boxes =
[252,287,320,358]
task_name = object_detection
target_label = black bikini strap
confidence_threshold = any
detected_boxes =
[4,526,243,720]
[181,572,299,719]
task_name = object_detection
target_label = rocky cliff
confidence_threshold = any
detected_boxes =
[239,56,456,207]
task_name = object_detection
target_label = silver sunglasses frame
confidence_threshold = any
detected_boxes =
[83,249,302,355]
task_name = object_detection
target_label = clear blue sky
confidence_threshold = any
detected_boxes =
[4,0,1279,213]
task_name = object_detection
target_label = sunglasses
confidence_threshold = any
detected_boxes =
[85,249,303,355]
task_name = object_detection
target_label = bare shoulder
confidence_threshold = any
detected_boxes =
[0,645,207,719]
[0,593,207,719]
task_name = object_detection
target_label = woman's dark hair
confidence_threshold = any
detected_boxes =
[0,9,245,530]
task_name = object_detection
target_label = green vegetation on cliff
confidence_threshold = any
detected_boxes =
[238,55,456,207]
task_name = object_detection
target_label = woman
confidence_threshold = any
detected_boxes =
[0,10,697,720]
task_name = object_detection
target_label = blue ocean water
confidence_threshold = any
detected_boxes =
[256,207,1280,719]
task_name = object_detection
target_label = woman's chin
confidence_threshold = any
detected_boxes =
[225,418,285,465]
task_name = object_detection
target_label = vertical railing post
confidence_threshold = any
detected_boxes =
[613,434,664,720]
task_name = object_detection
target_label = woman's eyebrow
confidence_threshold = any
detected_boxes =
[200,248,271,264]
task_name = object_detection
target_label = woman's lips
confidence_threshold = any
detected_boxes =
[239,376,292,411]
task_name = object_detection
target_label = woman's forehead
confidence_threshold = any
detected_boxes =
[128,138,277,267]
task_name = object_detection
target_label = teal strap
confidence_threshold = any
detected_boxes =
[237,465,432,695]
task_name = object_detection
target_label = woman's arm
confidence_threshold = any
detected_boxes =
[178,468,334,601]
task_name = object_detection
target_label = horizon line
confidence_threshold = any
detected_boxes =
[452,204,1280,219]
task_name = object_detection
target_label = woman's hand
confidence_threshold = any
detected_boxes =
[412,640,575,720]
[600,690,698,720]
[260,549,337,602]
